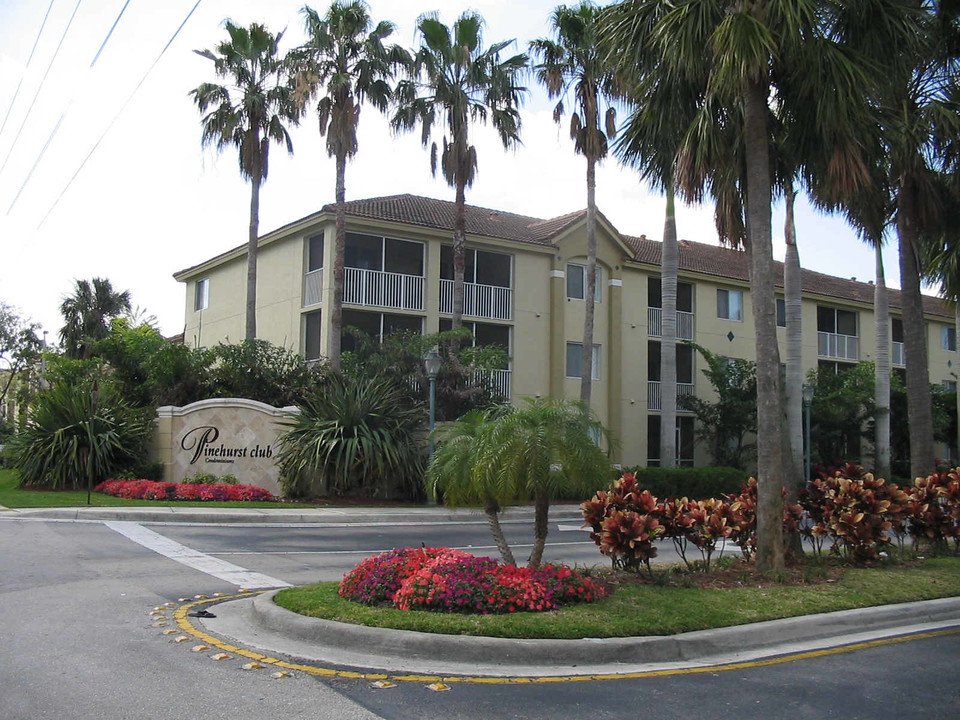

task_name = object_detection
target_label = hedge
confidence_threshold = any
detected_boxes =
[618,466,750,500]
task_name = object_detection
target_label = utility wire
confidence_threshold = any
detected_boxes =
[7,0,133,214]
[0,0,83,178]
[0,0,56,140]
[38,0,205,229]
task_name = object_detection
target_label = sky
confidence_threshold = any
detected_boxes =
[0,0,907,341]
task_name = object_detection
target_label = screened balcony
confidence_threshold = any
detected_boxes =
[647,381,695,411]
[647,277,695,340]
[439,246,512,321]
[817,306,859,362]
[647,340,695,412]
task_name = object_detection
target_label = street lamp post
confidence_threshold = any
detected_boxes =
[423,350,442,462]
[802,383,815,483]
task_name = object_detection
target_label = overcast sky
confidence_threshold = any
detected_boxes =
[0,0,906,341]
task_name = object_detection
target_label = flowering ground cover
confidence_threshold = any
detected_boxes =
[94,479,275,502]
[338,547,607,614]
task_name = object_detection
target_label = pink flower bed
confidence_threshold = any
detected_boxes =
[94,479,275,502]
[339,547,607,614]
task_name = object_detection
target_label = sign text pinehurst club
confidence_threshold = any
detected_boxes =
[180,425,275,466]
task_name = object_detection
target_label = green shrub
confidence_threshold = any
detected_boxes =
[113,460,165,482]
[619,466,749,500]
[180,471,238,485]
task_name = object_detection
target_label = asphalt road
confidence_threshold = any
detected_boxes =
[1,515,957,719]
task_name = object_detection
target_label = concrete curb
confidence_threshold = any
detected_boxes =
[6,505,586,525]
[247,590,960,672]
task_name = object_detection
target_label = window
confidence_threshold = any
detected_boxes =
[892,318,904,343]
[566,342,600,379]
[440,247,511,287]
[647,415,695,467]
[439,319,511,360]
[717,288,743,321]
[345,232,424,275]
[776,298,786,328]
[194,278,209,311]
[307,234,324,272]
[942,325,956,352]
[944,380,957,392]
[817,306,858,336]
[304,310,321,361]
[566,264,602,302]
[647,341,694,383]
[647,278,694,312]
[340,309,423,353]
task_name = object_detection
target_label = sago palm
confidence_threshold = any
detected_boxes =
[393,11,527,332]
[531,2,619,407]
[191,22,300,340]
[295,3,409,370]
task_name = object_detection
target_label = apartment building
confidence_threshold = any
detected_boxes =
[174,194,958,467]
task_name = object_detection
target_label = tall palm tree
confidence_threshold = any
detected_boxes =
[874,244,892,478]
[531,2,618,408]
[488,398,613,566]
[296,3,409,371]
[601,0,909,571]
[393,12,527,332]
[59,278,131,359]
[192,22,300,340]
[427,408,517,565]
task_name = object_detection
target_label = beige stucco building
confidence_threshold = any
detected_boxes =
[173,194,958,468]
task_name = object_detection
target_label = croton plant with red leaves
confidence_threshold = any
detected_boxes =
[94,479,275,502]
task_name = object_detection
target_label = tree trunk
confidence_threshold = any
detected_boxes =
[329,151,347,371]
[743,78,784,572]
[528,488,550,567]
[484,498,516,566]
[581,153,598,407]
[246,169,261,340]
[897,178,935,479]
[660,182,678,468]
[874,244,891,479]
[782,185,804,559]
[452,180,466,334]
[956,307,959,466]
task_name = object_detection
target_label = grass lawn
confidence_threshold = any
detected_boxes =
[0,469,328,509]
[274,557,960,639]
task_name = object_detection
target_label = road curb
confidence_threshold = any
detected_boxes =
[249,591,960,672]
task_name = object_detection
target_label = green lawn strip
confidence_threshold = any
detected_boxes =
[274,558,960,639]
[0,469,326,509]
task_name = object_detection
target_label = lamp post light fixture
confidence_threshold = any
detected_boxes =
[424,349,442,463]
[802,383,815,482]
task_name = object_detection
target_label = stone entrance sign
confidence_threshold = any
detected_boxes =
[152,399,297,495]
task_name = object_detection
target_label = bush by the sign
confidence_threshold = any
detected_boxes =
[94,479,274,501]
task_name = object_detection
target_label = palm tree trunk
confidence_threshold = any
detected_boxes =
[452,180,467,334]
[874,244,891,479]
[246,171,261,340]
[484,498,516,566]
[528,488,550,567]
[660,182,678,468]
[782,185,804,559]
[743,78,784,573]
[897,178,935,479]
[956,307,959,466]
[330,151,347,371]
[580,153,598,407]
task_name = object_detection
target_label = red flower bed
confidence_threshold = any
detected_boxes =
[339,547,607,614]
[94,479,274,502]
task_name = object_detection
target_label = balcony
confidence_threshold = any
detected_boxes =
[472,368,512,399]
[892,341,905,367]
[303,268,323,307]
[440,279,512,321]
[818,331,859,361]
[343,266,424,311]
[648,308,694,340]
[647,381,695,412]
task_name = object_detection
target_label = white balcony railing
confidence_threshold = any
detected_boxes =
[303,268,323,307]
[439,279,512,321]
[647,381,695,411]
[892,341,905,367]
[472,368,512,399]
[343,266,424,311]
[647,307,694,340]
[818,331,859,361]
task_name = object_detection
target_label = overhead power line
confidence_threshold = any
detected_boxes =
[0,0,83,178]
[0,0,56,140]
[7,0,133,214]
[38,0,205,228]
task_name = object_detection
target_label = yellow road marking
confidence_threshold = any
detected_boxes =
[170,594,960,685]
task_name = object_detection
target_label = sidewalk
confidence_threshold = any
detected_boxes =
[1,503,587,525]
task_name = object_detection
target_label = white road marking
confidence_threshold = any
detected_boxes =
[557,524,590,531]
[104,521,291,589]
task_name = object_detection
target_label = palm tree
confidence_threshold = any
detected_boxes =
[295,3,409,371]
[489,398,612,566]
[874,244,892,479]
[59,278,131,359]
[191,22,300,340]
[393,11,527,332]
[601,0,911,571]
[531,2,618,408]
[427,408,517,565]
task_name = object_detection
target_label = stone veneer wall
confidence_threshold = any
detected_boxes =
[152,398,298,496]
